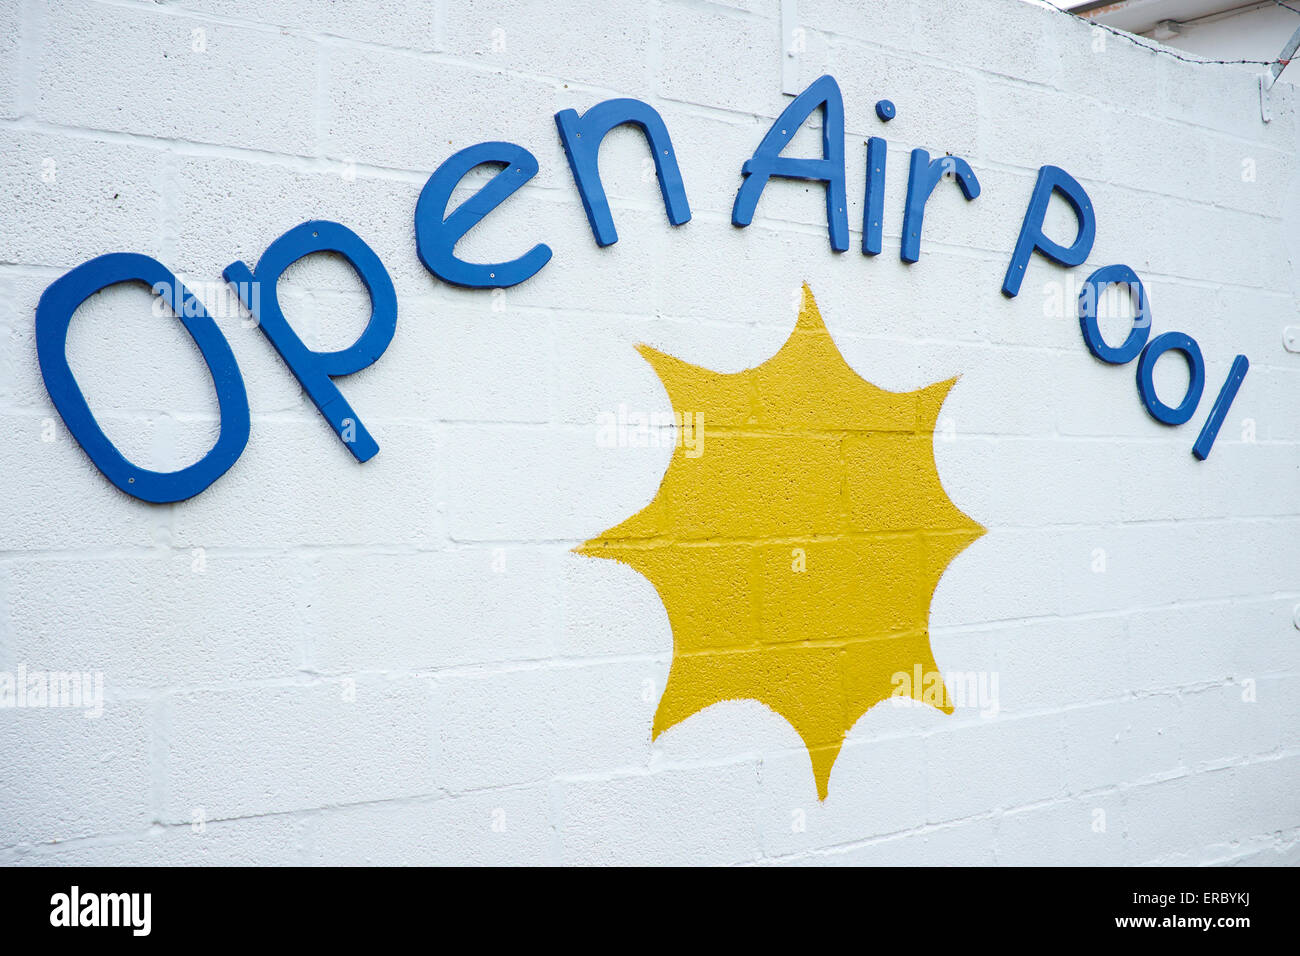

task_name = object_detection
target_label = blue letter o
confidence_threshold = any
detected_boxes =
[1078,264,1150,364]
[35,253,251,502]
[1136,331,1205,426]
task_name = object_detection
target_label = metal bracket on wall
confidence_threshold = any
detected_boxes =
[781,0,799,96]
[1260,22,1300,122]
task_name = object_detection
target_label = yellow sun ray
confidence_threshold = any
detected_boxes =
[577,285,983,799]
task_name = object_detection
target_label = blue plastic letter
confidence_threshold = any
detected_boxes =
[732,75,848,252]
[35,253,250,503]
[1192,354,1249,461]
[224,220,396,463]
[1003,165,1095,298]
[415,141,552,288]
[862,136,886,256]
[900,150,980,263]
[555,98,691,247]
[1136,331,1205,426]
[1077,264,1151,364]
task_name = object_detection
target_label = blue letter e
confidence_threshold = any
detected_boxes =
[415,141,552,289]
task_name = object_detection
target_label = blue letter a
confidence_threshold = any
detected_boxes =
[732,75,848,252]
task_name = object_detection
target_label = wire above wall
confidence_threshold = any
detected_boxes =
[1042,0,1287,66]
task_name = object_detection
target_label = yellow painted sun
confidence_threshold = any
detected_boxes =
[578,285,983,799]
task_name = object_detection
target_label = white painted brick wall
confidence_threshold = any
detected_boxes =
[0,0,1296,866]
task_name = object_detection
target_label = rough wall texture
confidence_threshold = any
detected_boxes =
[0,0,1297,865]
